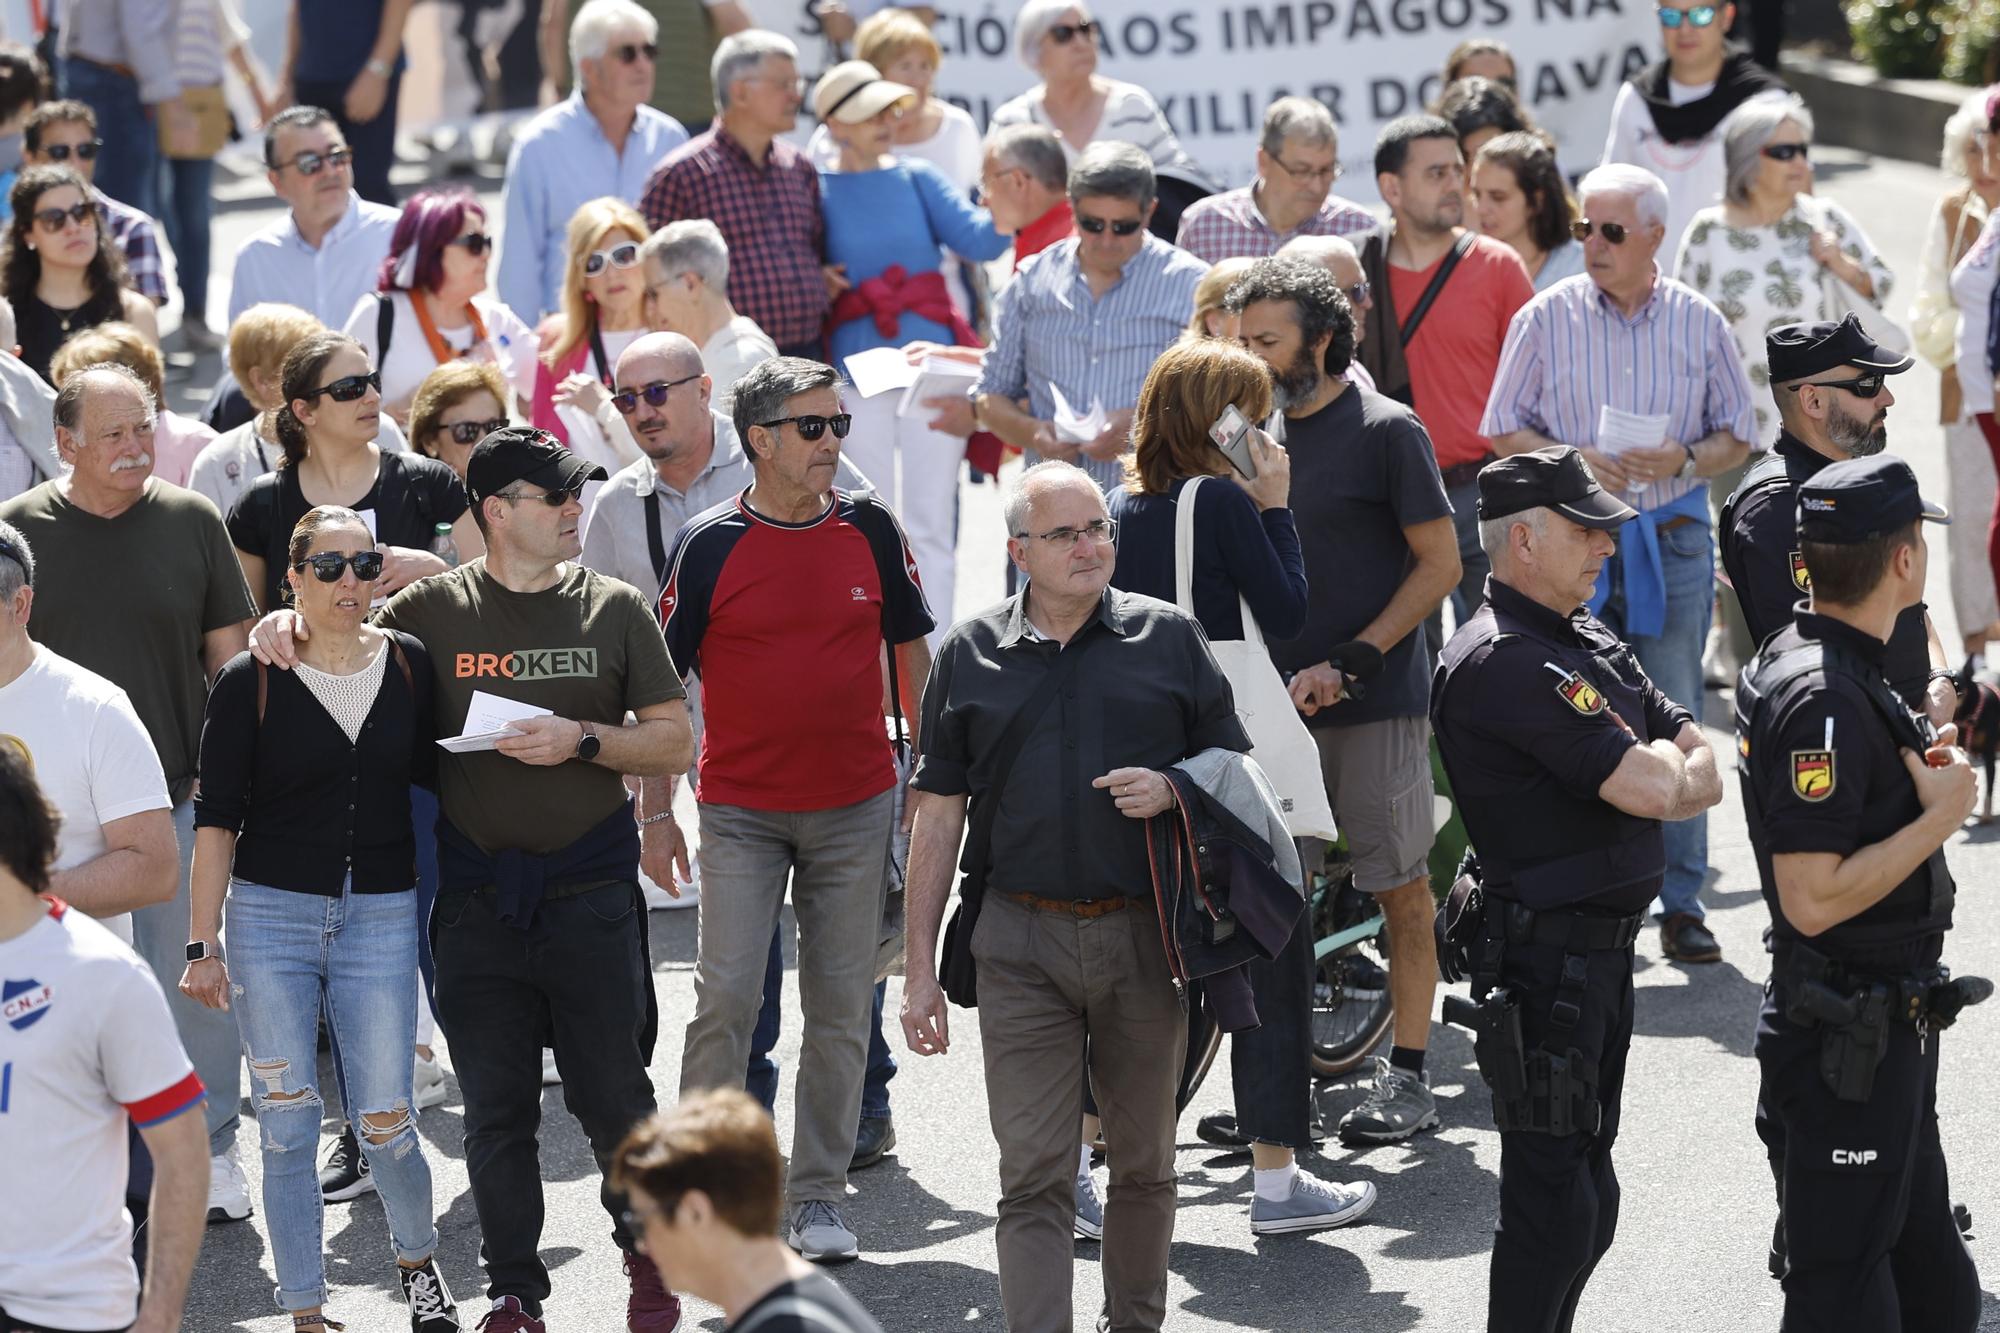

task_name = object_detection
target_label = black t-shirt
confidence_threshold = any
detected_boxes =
[726,1271,885,1333]
[226,450,468,611]
[1267,384,1453,726]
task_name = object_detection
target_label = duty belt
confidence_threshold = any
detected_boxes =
[1489,898,1647,953]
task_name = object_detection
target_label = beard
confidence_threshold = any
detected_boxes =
[1271,344,1322,409]
[1826,398,1888,457]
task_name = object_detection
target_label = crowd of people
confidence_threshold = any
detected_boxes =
[0,1,1990,1332]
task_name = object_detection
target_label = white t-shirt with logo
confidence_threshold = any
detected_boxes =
[0,647,172,945]
[0,900,204,1331]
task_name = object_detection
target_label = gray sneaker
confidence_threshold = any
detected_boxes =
[1338,1057,1440,1145]
[1074,1167,1104,1241]
[787,1199,859,1264]
[1250,1172,1378,1236]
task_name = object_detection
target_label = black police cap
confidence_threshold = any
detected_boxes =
[1766,313,1913,385]
[465,426,607,505]
[1476,445,1637,532]
[1796,454,1948,544]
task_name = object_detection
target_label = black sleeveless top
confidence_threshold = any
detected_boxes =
[16,283,124,384]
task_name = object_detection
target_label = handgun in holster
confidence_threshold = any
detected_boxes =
[1782,958,1891,1103]
[1444,988,1527,1108]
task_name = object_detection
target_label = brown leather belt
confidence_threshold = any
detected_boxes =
[1439,452,1497,489]
[999,891,1144,918]
[1655,514,1699,533]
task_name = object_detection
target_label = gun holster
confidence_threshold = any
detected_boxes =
[1780,945,1892,1103]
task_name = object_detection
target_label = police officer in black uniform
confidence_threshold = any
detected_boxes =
[1720,314,1958,724]
[1736,455,1983,1332]
[1433,446,1724,1333]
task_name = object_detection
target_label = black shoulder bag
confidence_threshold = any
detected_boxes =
[1397,230,1476,347]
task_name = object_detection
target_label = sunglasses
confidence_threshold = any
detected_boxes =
[611,373,703,415]
[302,371,381,404]
[1761,143,1809,162]
[283,147,354,177]
[1790,374,1888,400]
[757,412,852,441]
[1346,279,1371,306]
[1656,4,1719,26]
[439,417,509,445]
[612,41,659,63]
[496,484,585,507]
[584,242,641,276]
[1049,19,1097,43]
[40,139,100,163]
[293,551,385,583]
[1075,215,1143,236]
[33,201,96,232]
[449,232,493,256]
[1571,218,1631,245]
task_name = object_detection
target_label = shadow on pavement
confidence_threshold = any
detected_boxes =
[1172,1238,1424,1330]
[1632,959,1764,1056]
[835,1257,1006,1327]
[848,1159,994,1254]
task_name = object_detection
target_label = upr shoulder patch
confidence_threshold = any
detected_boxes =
[1791,749,1835,802]
[1789,550,1811,593]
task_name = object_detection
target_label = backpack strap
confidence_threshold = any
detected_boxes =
[376,292,395,362]
[256,658,268,725]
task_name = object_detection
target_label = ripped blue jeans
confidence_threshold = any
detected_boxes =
[225,877,438,1312]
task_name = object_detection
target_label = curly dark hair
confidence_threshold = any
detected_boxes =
[1,165,129,313]
[1435,76,1533,146]
[275,331,364,468]
[1222,257,1357,379]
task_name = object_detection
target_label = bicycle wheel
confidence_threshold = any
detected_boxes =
[1174,1000,1224,1114]
[1309,877,1395,1078]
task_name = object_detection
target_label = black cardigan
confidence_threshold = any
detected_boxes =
[194,631,436,895]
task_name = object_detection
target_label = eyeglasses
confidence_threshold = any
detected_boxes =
[757,413,852,441]
[1014,518,1118,548]
[439,417,509,445]
[292,551,385,583]
[584,242,641,276]
[1789,374,1888,400]
[747,72,809,97]
[1075,215,1143,236]
[301,371,381,404]
[1049,19,1098,43]
[611,41,659,63]
[1270,155,1341,185]
[32,201,96,232]
[1571,218,1631,245]
[449,232,493,256]
[1656,4,1719,27]
[281,147,354,177]
[1345,279,1371,307]
[495,484,585,507]
[1761,143,1809,162]
[611,373,703,415]
[40,140,100,163]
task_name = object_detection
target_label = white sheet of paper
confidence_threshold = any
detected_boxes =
[896,354,981,420]
[1049,383,1108,445]
[438,690,554,753]
[1595,405,1670,456]
[842,346,923,398]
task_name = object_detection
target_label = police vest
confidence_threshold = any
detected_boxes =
[1433,602,1666,911]
[1734,628,1954,955]
[1716,446,1792,603]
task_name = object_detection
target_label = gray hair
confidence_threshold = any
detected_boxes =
[0,518,33,598]
[712,30,798,112]
[1278,233,1361,272]
[1015,0,1090,75]
[1261,95,1338,159]
[1002,459,1100,535]
[988,122,1067,192]
[1576,163,1669,232]
[1478,506,1548,560]
[1722,94,1812,206]
[642,218,730,294]
[731,356,840,452]
[1068,140,1155,211]
[568,0,658,74]
[1942,88,1989,178]
[53,361,155,434]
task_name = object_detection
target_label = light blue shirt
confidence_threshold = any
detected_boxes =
[974,233,1206,492]
[227,192,400,326]
[498,94,688,322]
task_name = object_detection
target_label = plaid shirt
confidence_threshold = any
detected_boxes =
[640,128,827,350]
[1174,184,1379,265]
[97,190,167,306]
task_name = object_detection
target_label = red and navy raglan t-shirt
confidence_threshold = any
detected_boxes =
[659,488,934,811]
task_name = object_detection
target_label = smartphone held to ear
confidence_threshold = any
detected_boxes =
[1209,403,1258,479]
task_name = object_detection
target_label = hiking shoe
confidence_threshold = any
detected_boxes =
[1074,1167,1104,1241]
[207,1146,253,1223]
[319,1125,375,1202]
[1250,1172,1378,1236]
[622,1249,681,1331]
[851,1116,896,1171]
[399,1257,461,1331]
[1661,914,1722,963]
[1338,1058,1440,1145]
[474,1297,543,1333]
[1197,1112,1328,1148]
[787,1200,859,1263]
[413,1049,449,1110]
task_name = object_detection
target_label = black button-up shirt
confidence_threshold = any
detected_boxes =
[911,588,1251,900]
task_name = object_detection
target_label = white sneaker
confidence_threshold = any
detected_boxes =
[641,865,699,910]
[207,1147,253,1223]
[541,1048,562,1086]
[413,1049,449,1110]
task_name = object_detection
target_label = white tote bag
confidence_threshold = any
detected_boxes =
[1175,477,1338,840]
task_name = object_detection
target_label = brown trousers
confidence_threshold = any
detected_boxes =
[973,894,1188,1332]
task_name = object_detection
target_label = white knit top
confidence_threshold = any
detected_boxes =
[295,647,389,743]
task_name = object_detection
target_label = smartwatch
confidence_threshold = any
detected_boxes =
[575,720,602,762]
[185,940,212,963]
[1676,443,1698,481]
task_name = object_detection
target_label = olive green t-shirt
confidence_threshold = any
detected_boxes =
[0,478,255,801]
[641,0,718,127]
[378,560,684,855]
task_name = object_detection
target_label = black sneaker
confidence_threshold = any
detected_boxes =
[851,1116,896,1171]
[320,1125,375,1202]
[1199,1112,1329,1147]
[400,1257,461,1331]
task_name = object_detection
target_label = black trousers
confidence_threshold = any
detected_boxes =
[433,882,658,1313]
[1756,986,1980,1332]
[1485,937,1635,1333]
[292,74,402,206]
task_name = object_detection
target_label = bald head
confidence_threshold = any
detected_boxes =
[618,331,704,383]
[615,331,715,466]
[1277,234,1370,330]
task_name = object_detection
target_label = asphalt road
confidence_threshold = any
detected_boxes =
[177,145,2000,1332]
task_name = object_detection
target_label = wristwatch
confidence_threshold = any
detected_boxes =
[185,940,212,963]
[575,721,602,762]
[1676,443,1698,481]
[365,58,393,79]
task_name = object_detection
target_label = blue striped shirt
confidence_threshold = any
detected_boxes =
[975,233,1207,492]
[1479,270,1757,513]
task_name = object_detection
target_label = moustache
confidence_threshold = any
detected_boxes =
[109,453,152,472]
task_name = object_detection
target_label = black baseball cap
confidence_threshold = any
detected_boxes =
[464,426,607,505]
[1476,445,1637,531]
[1766,314,1914,385]
[1796,455,1948,544]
